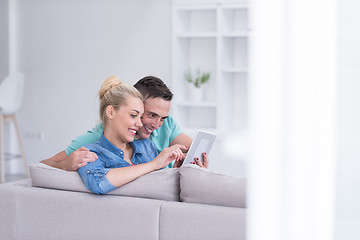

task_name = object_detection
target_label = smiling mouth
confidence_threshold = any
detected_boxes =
[129,129,137,136]
[144,126,153,134]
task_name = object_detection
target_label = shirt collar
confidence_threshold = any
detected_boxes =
[100,134,142,156]
[151,128,159,137]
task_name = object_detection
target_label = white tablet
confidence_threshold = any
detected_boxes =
[182,130,216,166]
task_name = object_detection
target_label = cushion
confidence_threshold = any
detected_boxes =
[30,162,180,201]
[179,164,246,208]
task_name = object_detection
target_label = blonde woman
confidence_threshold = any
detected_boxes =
[77,76,186,194]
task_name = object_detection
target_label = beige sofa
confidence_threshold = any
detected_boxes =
[0,164,246,240]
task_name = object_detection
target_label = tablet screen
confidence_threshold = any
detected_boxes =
[182,130,216,166]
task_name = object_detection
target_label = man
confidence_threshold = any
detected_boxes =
[41,76,206,171]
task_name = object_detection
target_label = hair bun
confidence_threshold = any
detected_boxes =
[99,76,122,100]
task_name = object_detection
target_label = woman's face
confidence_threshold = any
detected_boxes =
[108,95,144,144]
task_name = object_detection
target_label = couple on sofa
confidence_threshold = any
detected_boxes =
[42,75,209,194]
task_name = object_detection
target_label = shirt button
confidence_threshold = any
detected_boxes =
[120,152,123,155]
[87,170,90,173]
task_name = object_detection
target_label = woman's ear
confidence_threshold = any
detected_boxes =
[105,105,115,120]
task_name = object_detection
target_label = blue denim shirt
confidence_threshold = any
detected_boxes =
[77,134,159,194]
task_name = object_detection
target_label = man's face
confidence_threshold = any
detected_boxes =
[137,97,171,139]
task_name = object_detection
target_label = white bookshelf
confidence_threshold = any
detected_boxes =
[171,1,249,138]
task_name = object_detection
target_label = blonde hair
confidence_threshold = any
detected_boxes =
[99,76,144,127]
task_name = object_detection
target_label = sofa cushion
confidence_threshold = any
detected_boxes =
[159,201,246,240]
[0,179,165,240]
[179,165,246,208]
[30,162,180,201]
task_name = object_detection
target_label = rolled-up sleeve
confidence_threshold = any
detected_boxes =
[77,160,116,194]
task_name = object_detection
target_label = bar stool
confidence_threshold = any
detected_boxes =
[0,72,30,183]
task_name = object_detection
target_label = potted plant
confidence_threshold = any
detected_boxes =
[185,68,210,102]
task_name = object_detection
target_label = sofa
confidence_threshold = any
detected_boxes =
[0,163,246,240]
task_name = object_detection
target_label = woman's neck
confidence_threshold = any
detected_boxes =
[104,128,134,164]
[103,129,128,151]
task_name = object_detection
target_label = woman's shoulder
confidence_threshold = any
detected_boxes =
[132,139,157,154]
[134,139,156,148]
[84,141,102,154]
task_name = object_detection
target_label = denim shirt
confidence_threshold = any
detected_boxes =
[77,134,159,194]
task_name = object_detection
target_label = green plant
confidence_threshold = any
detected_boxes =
[185,69,210,88]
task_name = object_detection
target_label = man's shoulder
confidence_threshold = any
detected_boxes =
[164,115,176,125]
[157,115,178,132]
[152,115,181,138]
[89,123,104,133]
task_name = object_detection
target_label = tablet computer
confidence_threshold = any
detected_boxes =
[182,130,216,166]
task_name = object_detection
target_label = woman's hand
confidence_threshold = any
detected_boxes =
[173,157,184,168]
[153,144,186,170]
[173,152,210,168]
[193,152,209,169]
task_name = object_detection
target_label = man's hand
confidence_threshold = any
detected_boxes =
[41,147,98,171]
[65,147,98,171]
[169,133,192,150]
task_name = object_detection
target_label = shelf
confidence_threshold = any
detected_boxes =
[221,67,248,73]
[176,32,249,38]
[175,8,216,33]
[177,32,217,38]
[221,6,249,33]
[172,1,249,139]
[218,72,248,132]
[174,37,217,102]
[220,3,249,9]
[221,32,249,37]
[221,37,248,69]
[176,38,216,69]
[174,5,217,11]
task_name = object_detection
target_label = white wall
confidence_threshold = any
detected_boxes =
[335,0,360,238]
[7,0,245,178]
[14,0,172,164]
[0,0,9,80]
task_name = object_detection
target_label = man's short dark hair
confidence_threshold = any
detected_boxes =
[134,76,173,101]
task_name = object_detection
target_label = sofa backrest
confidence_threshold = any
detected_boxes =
[30,163,180,201]
[30,163,246,208]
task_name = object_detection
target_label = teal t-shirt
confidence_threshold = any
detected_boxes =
[65,115,182,167]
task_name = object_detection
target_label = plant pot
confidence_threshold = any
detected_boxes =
[188,86,204,102]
